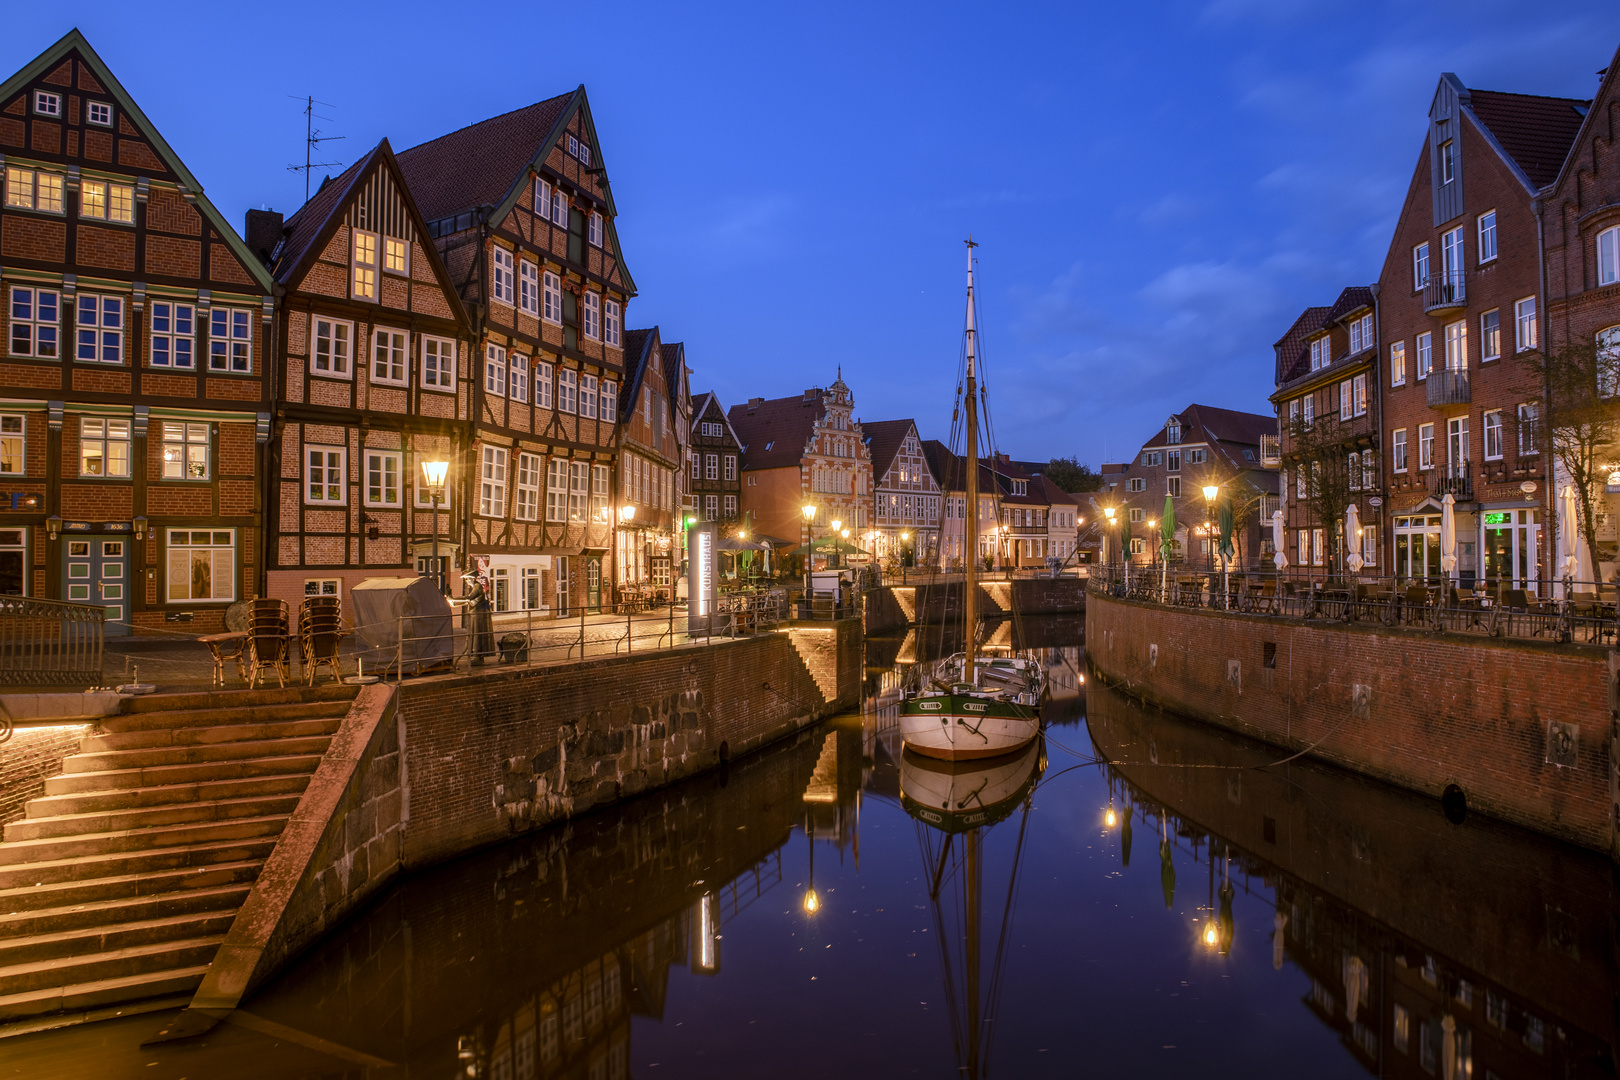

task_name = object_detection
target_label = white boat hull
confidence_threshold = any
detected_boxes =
[900,694,1040,760]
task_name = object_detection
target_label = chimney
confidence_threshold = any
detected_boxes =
[244,209,284,268]
[747,397,763,410]
[803,389,818,403]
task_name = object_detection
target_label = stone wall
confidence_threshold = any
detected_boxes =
[1087,591,1614,852]
[0,723,90,824]
[865,576,1085,633]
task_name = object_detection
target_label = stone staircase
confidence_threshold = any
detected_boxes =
[0,684,357,1024]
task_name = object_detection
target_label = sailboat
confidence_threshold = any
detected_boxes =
[900,241,1045,760]
[901,738,1044,1078]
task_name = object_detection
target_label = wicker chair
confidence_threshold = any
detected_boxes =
[300,596,346,686]
[246,598,291,689]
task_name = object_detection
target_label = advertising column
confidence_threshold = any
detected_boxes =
[686,520,719,635]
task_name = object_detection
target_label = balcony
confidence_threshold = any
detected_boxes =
[1423,270,1467,314]
[1426,368,1470,408]
[1260,434,1281,465]
[1434,461,1472,501]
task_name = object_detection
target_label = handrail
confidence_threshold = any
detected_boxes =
[0,595,105,687]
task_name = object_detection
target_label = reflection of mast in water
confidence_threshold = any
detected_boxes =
[901,738,1044,1079]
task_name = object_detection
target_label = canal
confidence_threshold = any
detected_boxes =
[4,615,1614,1078]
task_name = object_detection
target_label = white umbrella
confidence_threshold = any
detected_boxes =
[1557,484,1592,591]
[1271,510,1288,571]
[1439,493,1457,575]
[1344,504,1364,573]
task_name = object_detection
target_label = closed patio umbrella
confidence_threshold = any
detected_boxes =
[1161,495,1176,597]
[1159,835,1175,910]
[1271,509,1289,571]
[1345,503,1364,573]
[1440,493,1457,576]
[1557,484,1592,593]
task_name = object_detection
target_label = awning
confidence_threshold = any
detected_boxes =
[717,537,769,551]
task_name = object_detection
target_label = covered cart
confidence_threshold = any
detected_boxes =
[350,576,456,675]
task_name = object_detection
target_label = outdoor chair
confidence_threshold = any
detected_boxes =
[300,596,347,686]
[198,630,250,687]
[246,598,291,689]
[1401,585,1431,627]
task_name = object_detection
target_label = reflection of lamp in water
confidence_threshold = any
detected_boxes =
[802,823,819,915]
[693,892,721,974]
[1203,921,1219,948]
[1105,795,1117,829]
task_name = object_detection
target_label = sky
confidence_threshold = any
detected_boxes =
[6,1,1620,465]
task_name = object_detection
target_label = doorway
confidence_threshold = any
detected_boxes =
[64,535,129,636]
[586,555,601,613]
[1482,509,1540,590]
[1393,515,1442,582]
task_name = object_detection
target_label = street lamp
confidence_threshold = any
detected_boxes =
[421,459,449,593]
[802,504,817,615]
[840,528,851,570]
[1201,484,1220,574]
[1103,506,1116,567]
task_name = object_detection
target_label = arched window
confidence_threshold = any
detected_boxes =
[1598,326,1620,398]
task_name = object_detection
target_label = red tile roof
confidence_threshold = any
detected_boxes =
[274,149,374,285]
[1273,305,1331,385]
[861,419,917,480]
[729,392,824,470]
[396,92,576,222]
[1467,88,1588,190]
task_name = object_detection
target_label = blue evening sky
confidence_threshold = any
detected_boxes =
[6,2,1619,464]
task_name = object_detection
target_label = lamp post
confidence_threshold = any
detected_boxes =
[801,503,817,617]
[831,519,842,569]
[1202,484,1220,575]
[421,459,449,593]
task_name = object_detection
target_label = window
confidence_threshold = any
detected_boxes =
[1187,448,1206,464]
[485,345,506,397]
[1477,210,1497,263]
[480,446,509,518]
[579,373,598,419]
[1297,529,1310,566]
[86,100,112,126]
[592,464,609,522]
[1390,341,1406,386]
[690,451,699,480]
[723,454,737,481]
[352,229,378,301]
[1441,225,1463,278]
[1294,468,1305,499]
[364,450,401,506]
[0,415,22,475]
[1484,410,1503,460]
[724,494,737,519]
[76,295,123,364]
[542,272,563,323]
[9,287,59,358]
[1348,313,1373,355]
[1312,528,1325,566]
[1339,380,1353,421]
[1393,428,1408,472]
[583,293,600,340]
[1418,423,1434,470]
[550,188,567,227]
[706,453,719,481]
[1348,452,1361,490]
[166,530,234,603]
[33,90,59,116]
[545,458,568,522]
[382,236,407,275]
[79,180,134,223]
[569,461,589,522]
[535,178,552,219]
[1302,394,1314,424]
[149,301,194,368]
[365,328,406,384]
[1352,373,1367,417]
[535,361,553,409]
[599,379,616,422]
[1309,336,1332,371]
[422,336,454,390]
[1416,331,1432,380]
[1128,507,1144,523]
[1438,139,1454,184]
[491,247,514,305]
[558,368,577,413]
[305,445,343,502]
[1515,297,1538,352]
[518,260,540,315]
[1448,416,1469,466]
[705,494,719,521]
[1166,450,1181,472]
[1129,477,1145,493]
[414,464,451,510]
[1413,243,1430,290]
[3,167,63,214]
[1600,226,1620,286]
[313,318,353,376]
[509,358,528,403]
[1443,319,1467,371]
[208,308,251,372]
[515,453,541,521]
[588,211,603,247]
[80,418,130,478]
[1518,402,1540,455]
[1166,476,1182,497]
[577,142,591,167]
[604,299,620,347]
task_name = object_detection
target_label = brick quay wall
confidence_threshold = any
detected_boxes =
[865,576,1086,634]
[1086,591,1616,853]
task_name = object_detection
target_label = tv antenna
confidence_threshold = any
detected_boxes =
[287,95,345,204]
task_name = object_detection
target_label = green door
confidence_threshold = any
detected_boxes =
[586,555,602,613]
[64,535,129,636]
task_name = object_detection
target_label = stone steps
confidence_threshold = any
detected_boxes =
[99,699,351,734]
[0,964,210,1023]
[0,884,252,938]
[45,754,327,795]
[79,716,343,752]
[62,735,335,774]
[0,835,279,889]
[0,815,288,870]
[0,911,237,968]
[5,792,301,843]
[0,857,266,914]
[23,772,312,819]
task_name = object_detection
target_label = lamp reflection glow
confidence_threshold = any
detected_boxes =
[1203,922,1219,948]
[803,888,819,915]
[1105,808,1117,828]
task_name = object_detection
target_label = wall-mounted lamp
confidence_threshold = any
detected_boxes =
[45,515,62,541]
[619,505,636,522]
[133,516,148,541]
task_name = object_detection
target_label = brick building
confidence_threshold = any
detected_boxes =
[687,390,742,530]
[0,31,275,634]
[862,418,939,564]
[397,88,633,616]
[1373,74,1582,588]
[616,328,684,593]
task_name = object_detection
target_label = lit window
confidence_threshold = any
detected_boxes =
[1515,297,1538,352]
[485,345,506,397]
[1477,210,1497,263]
[162,421,210,480]
[569,460,589,522]
[352,229,378,300]
[209,308,251,372]
[1352,373,1367,417]
[80,418,131,478]
[86,101,112,127]
[76,295,123,364]
[364,450,401,506]
[149,302,194,368]
[1480,309,1500,362]
[305,445,343,503]
[9,287,59,358]
[166,529,235,603]
[313,318,353,376]
[372,328,407,384]
[535,361,553,409]
[1389,341,1406,386]
[519,260,540,315]
[384,237,408,275]
[0,415,23,475]
[78,180,133,223]
[579,373,598,419]
[1413,243,1429,290]
[421,336,454,390]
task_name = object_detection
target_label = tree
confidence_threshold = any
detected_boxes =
[1284,415,1358,575]
[1523,339,1620,578]
[1044,456,1104,493]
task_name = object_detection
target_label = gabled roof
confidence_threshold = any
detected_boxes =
[921,440,962,491]
[1326,285,1374,324]
[1273,306,1332,385]
[1034,474,1080,506]
[689,391,743,447]
[0,29,273,294]
[861,419,918,481]
[729,391,827,470]
[1466,88,1589,191]
[660,342,686,417]
[1138,403,1274,452]
[618,327,659,423]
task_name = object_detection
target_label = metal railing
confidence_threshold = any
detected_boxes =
[1435,461,1472,500]
[0,596,105,687]
[1426,368,1470,407]
[1423,269,1467,312]
[1087,565,1619,645]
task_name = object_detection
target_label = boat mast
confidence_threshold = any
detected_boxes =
[963,238,979,680]
[966,827,982,1079]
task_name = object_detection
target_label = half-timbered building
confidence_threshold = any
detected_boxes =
[257,140,476,615]
[616,328,681,593]
[0,31,275,634]
[863,418,939,564]
[398,88,633,616]
[688,390,742,530]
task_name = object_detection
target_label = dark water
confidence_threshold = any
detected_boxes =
[8,616,1616,1078]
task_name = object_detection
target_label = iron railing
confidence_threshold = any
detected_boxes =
[1426,369,1470,407]
[0,596,105,687]
[1423,269,1467,312]
[1435,461,1472,500]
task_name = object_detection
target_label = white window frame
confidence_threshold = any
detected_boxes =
[568,460,589,522]
[515,452,541,521]
[558,368,577,413]
[592,464,609,523]
[76,294,124,364]
[33,91,60,117]
[370,328,408,385]
[1309,336,1331,371]
[305,445,345,504]
[491,247,514,306]
[1392,428,1408,472]
[579,373,598,419]
[599,379,616,423]
[583,293,601,341]
[364,450,402,507]
[421,336,455,391]
[485,345,506,397]
[208,307,251,373]
[1166,476,1182,497]
[604,299,620,347]
[8,286,59,359]
[161,421,210,480]
[1302,394,1314,424]
[706,453,719,481]
[313,318,354,378]
[149,301,194,369]
[1517,403,1540,456]
[79,179,135,224]
[724,494,737,519]
[535,360,553,409]
[1418,423,1434,471]
[545,458,568,522]
[383,236,408,276]
[723,454,737,481]
[352,228,378,301]
[550,188,567,227]
[1479,308,1500,363]
[1483,410,1503,461]
[1352,373,1367,417]
[1477,210,1497,264]
[1443,319,1467,371]
[165,529,235,604]
[86,101,112,127]
[1600,227,1620,287]
[1515,297,1538,352]
[535,178,552,219]
[1413,242,1430,290]
[3,167,62,215]
[1339,380,1352,421]
[480,445,509,519]
[79,417,131,478]
[588,211,603,247]
[1349,313,1373,355]
[0,415,23,476]
[518,259,540,316]
[509,357,528,403]
[542,272,563,323]
[1390,341,1406,386]
[1416,332,1432,380]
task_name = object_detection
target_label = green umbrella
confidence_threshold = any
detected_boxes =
[1121,513,1133,564]
[1159,836,1176,909]
[1218,493,1235,564]
[1160,495,1176,562]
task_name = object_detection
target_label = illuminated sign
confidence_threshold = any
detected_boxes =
[694,528,713,617]
[686,521,719,634]
[1484,512,1510,525]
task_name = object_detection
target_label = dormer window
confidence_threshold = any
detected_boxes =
[1348,313,1373,355]
[1165,420,1182,445]
[1309,336,1332,371]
